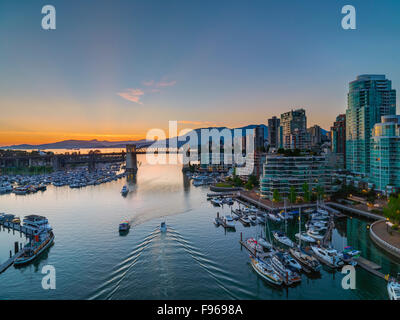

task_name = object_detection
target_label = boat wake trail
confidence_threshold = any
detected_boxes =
[87,227,159,300]
[167,227,240,300]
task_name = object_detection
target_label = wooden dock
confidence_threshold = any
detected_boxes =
[0,250,24,274]
[0,221,33,236]
[354,257,391,280]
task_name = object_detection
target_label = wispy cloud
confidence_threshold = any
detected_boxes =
[117,88,144,104]
[118,78,176,104]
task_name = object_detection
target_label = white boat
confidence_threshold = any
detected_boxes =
[267,213,281,222]
[257,237,272,250]
[250,257,283,286]
[211,198,223,206]
[160,221,167,233]
[295,232,316,243]
[270,253,301,285]
[239,216,251,226]
[387,281,400,300]
[306,228,324,240]
[317,208,329,215]
[311,246,344,268]
[222,215,235,228]
[272,231,294,248]
[282,252,302,272]
[289,248,321,273]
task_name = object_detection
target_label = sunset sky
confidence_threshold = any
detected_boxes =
[1,0,400,146]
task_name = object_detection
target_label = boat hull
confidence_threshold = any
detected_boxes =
[14,235,55,266]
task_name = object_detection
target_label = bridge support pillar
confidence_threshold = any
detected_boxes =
[126,145,138,173]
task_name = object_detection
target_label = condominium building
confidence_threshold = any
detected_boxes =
[370,115,400,194]
[260,155,333,199]
[346,74,396,175]
[307,125,322,147]
[280,108,310,150]
[331,114,346,165]
[268,116,280,149]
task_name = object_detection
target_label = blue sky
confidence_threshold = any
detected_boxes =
[1,0,400,144]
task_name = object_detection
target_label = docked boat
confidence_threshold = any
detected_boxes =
[267,213,281,222]
[119,221,130,232]
[12,217,21,224]
[387,281,400,300]
[249,216,257,225]
[295,232,316,243]
[342,246,361,258]
[281,252,302,272]
[271,253,301,285]
[289,248,321,273]
[222,215,235,229]
[250,257,283,286]
[160,221,167,233]
[239,216,251,226]
[257,237,273,250]
[306,228,324,240]
[121,185,129,195]
[246,238,264,253]
[211,198,223,206]
[14,215,54,266]
[311,246,344,268]
[272,231,294,248]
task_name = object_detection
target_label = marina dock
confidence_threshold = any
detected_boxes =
[0,251,24,274]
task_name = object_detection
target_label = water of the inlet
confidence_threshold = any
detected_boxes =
[0,153,399,300]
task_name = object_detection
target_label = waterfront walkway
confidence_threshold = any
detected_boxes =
[370,220,400,259]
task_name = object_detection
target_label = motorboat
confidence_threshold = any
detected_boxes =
[311,246,344,268]
[270,253,301,285]
[272,231,294,248]
[281,252,302,272]
[306,228,324,240]
[267,213,281,222]
[239,216,251,226]
[119,221,130,232]
[289,247,321,273]
[211,198,223,206]
[388,281,400,300]
[160,221,167,233]
[249,216,257,225]
[257,237,273,250]
[250,257,283,286]
[342,246,361,258]
[222,215,235,229]
[12,217,21,224]
[121,185,129,196]
[295,232,316,243]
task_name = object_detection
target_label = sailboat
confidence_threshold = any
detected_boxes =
[250,256,283,286]
[272,201,294,247]
[289,208,321,273]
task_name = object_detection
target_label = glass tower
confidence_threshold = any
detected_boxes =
[346,75,396,175]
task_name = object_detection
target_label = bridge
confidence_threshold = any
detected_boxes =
[0,142,157,172]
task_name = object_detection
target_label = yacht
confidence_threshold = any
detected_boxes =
[306,228,324,240]
[281,252,302,272]
[257,237,273,251]
[211,198,223,206]
[272,231,294,248]
[14,215,54,266]
[250,257,283,286]
[311,246,344,268]
[267,213,281,222]
[289,247,321,273]
[295,232,316,243]
[239,216,251,226]
[271,253,301,285]
[387,281,400,300]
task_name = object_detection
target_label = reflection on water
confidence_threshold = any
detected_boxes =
[0,154,399,300]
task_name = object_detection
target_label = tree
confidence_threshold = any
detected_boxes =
[273,189,281,203]
[316,185,325,200]
[302,182,311,202]
[289,186,297,203]
[384,194,400,224]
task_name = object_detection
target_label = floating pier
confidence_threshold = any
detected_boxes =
[0,250,24,274]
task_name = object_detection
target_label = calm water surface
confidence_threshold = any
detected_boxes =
[0,155,399,300]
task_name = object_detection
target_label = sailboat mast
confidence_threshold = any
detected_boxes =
[299,207,301,248]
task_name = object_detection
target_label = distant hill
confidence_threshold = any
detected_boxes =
[1,139,151,150]
[1,125,269,150]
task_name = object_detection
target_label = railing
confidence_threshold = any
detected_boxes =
[370,220,400,257]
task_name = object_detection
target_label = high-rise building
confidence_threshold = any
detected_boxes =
[331,114,346,164]
[268,116,280,149]
[346,75,396,175]
[260,155,333,199]
[370,115,400,194]
[280,108,309,150]
[254,126,265,151]
[307,125,322,147]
